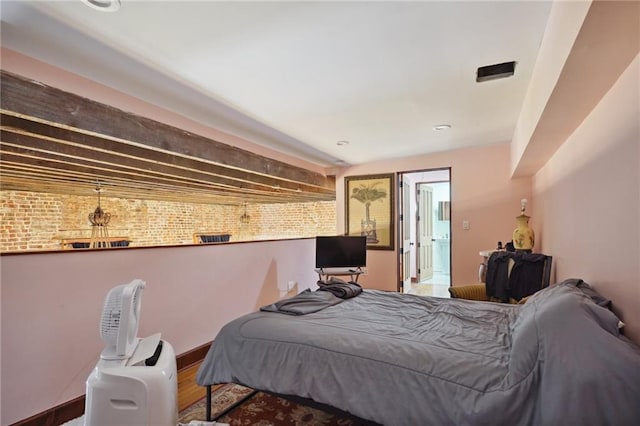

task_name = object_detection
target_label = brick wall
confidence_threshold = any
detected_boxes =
[0,190,337,252]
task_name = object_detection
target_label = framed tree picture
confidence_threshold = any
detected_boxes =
[345,173,394,250]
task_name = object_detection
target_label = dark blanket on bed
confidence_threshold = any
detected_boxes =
[260,289,343,315]
[317,278,362,299]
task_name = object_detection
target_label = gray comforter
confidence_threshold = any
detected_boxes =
[196,280,640,425]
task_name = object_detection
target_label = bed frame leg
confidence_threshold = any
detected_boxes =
[203,384,257,422]
[206,385,212,421]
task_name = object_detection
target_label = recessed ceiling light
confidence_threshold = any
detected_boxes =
[336,140,349,146]
[82,0,121,12]
[433,124,451,131]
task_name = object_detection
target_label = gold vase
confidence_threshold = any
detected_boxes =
[512,214,535,251]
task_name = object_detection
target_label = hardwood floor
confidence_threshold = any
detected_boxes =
[178,361,207,411]
[409,283,451,298]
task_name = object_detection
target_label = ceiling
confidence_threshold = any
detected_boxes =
[0,0,553,203]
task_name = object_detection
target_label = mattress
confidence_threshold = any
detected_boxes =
[197,280,640,425]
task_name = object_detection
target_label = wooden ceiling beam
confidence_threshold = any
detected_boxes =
[0,131,313,197]
[0,154,288,200]
[0,70,336,202]
[0,169,317,205]
[1,113,334,195]
[0,153,332,204]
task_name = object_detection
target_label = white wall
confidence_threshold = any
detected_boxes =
[430,182,451,242]
[0,239,317,425]
[404,170,451,279]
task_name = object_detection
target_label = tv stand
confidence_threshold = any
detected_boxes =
[315,267,364,283]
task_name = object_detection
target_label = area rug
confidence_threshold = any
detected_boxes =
[178,383,380,425]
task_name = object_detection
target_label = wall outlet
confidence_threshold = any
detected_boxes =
[462,220,470,230]
[288,280,297,291]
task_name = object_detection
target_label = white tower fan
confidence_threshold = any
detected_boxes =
[84,279,177,426]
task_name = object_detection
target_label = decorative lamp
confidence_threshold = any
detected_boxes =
[512,198,534,252]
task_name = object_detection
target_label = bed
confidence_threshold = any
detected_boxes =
[196,279,640,425]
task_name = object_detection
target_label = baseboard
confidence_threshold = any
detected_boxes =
[11,341,213,426]
[176,341,212,371]
[11,394,86,426]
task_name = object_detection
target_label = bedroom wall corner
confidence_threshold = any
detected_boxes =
[336,143,532,290]
[532,55,640,344]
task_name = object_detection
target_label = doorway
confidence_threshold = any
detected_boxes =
[399,168,451,297]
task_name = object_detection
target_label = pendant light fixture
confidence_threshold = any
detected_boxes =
[88,181,111,248]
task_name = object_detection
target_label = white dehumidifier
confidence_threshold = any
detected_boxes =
[84,279,177,426]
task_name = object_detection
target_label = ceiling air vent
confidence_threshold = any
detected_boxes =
[476,61,516,82]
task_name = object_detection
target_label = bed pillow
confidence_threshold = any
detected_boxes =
[507,279,621,385]
[573,279,613,309]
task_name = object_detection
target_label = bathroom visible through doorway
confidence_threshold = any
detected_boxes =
[398,168,451,297]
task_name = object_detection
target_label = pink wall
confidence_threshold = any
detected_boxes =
[0,239,318,425]
[532,55,640,343]
[337,143,532,291]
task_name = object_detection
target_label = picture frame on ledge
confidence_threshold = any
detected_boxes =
[345,173,394,251]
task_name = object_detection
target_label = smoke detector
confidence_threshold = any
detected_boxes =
[82,0,121,12]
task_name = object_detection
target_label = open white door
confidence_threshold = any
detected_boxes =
[400,175,412,293]
[418,184,434,282]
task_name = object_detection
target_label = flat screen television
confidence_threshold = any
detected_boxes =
[315,236,367,269]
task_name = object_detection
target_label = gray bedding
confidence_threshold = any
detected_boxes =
[196,279,640,425]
